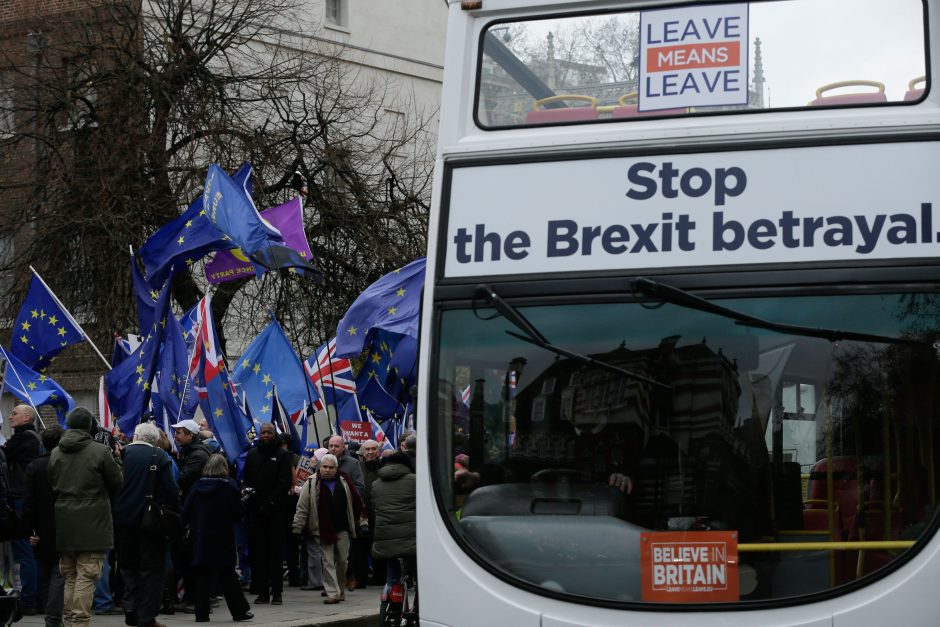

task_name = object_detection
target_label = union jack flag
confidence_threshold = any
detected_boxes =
[188,295,222,384]
[304,337,356,407]
[98,376,112,431]
[461,384,472,407]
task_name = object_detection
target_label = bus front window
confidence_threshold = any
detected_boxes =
[433,292,940,604]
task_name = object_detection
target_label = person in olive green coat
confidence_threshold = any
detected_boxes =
[370,451,416,587]
[48,408,124,627]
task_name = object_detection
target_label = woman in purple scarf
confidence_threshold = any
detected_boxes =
[292,453,368,603]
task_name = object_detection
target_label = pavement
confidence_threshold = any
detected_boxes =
[18,584,379,627]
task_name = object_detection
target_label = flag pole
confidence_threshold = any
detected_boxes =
[28,266,112,372]
[175,298,206,423]
[279,278,325,446]
[0,346,46,430]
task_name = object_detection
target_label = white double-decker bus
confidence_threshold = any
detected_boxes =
[417,1,940,625]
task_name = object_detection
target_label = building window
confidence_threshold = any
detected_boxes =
[325,0,347,28]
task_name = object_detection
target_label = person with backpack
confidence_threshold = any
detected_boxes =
[4,405,44,615]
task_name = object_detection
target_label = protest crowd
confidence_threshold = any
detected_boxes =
[0,406,418,627]
[0,164,424,626]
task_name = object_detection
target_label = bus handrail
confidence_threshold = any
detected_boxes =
[738,540,914,552]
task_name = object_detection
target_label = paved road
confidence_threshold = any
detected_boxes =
[19,584,379,627]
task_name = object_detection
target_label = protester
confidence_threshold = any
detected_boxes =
[48,407,123,627]
[4,404,44,614]
[112,423,180,627]
[371,451,417,595]
[24,424,65,627]
[292,453,368,604]
[356,439,382,586]
[172,418,210,611]
[172,420,210,498]
[243,423,292,605]
[194,418,221,455]
[183,454,253,623]
[279,434,303,588]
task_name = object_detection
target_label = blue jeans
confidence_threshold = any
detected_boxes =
[11,500,38,609]
[92,550,113,611]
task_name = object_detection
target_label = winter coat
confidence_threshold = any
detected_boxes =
[243,443,292,518]
[177,441,211,497]
[360,458,381,525]
[4,424,42,499]
[23,454,56,561]
[112,443,180,527]
[338,453,365,495]
[292,473,367,539]
[371,452,416,559]
[183,477,243,567]
[48,430,123,551]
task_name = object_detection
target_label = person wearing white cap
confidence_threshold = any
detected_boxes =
[171,419,210,499]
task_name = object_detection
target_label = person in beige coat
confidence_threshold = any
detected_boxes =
[292,454,367,603]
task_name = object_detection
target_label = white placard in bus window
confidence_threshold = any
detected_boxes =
[639,3,749,111]
[444,142,940,278]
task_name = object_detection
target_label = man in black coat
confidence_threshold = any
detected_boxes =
[112,423,180,627]
[24,424,64,627]
[4,405,43,614]
[243,423,292,605]
[172,419,210,499]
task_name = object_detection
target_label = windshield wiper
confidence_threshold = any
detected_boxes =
[474,284,670,389]
[631,277,924,347]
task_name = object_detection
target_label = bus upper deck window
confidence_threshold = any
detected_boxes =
[476,0,927,129]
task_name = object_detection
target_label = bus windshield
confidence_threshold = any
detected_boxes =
[433,289,940,604]
[477,0,927,128]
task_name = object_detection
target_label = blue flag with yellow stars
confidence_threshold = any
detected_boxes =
[203,163,281,257]
[157,311,198,422]
[355,330,400,387]
[139,164,252,288]
[357,376,405,423]
[0,345,75,423]
[199,365,252,462]
[131,252,161,337]
[335,257,425,358]
[105,279,171,435]
[11,274,85,372]
[232,319,319,421]
[383,334,418,405]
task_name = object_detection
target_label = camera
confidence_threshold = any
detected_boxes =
[93,429,117,450]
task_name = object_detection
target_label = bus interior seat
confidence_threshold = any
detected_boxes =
[809,80,887,106]
[904,76,926,101]
[611,92,686,118]
[524,95,598,124]
[806,457,858,538]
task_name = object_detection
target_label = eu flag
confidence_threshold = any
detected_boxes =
[105,279,171,434]
[157,311,198,422]
[131,253,161,336]
[335,257,425,358]
[0,345,75,423]
[11,274,85,372]
[356,330,400,385]
[232,319,319,421]
[203,164,281,257]
[199,364,253,462]
[357,376,405,422]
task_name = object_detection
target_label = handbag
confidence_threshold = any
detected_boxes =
[139,448,184,542]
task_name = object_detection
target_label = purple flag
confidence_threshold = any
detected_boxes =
[205,197,314,284]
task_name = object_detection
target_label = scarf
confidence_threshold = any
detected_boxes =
[315,469,366,545]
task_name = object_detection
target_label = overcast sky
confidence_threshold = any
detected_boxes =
[750,0,925,106]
